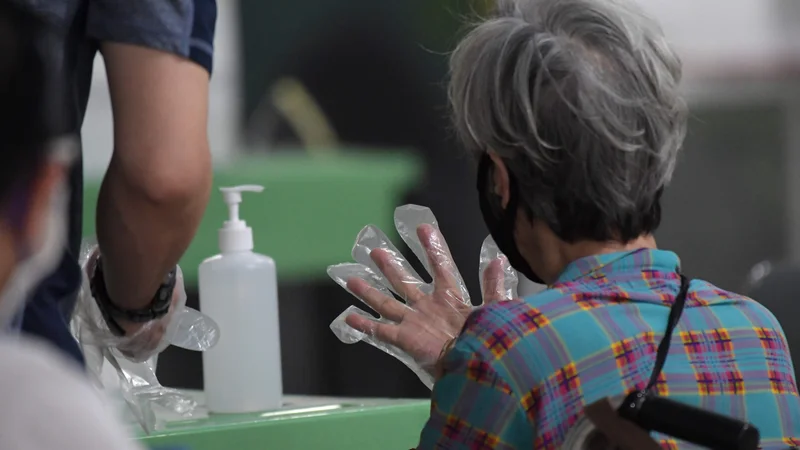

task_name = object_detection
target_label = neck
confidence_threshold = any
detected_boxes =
[562,235,657,263]
[533,233,657,284]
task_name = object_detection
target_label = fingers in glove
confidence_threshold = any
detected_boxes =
[482,257,508,305]
[346,277,409,323]
[352,225,425,296]
[479,235,519,301]
[371,248,425,304]
[417,224,468,302]
[330,307,435,389]
[394,205,439,277]
[344,312,400,345]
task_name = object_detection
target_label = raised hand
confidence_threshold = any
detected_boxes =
[328,205,517,388]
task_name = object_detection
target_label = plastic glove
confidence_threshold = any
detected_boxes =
[71,240,220,433]
[71,242,219,362]
[82,344,200,434]
[328,205,518,389]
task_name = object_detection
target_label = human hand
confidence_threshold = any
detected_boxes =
[71,244,219,363]
[328,205,517,388]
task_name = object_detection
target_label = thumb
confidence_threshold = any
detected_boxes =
[481,258,507,305]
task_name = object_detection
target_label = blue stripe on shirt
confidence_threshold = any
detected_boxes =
[189,0,217,74]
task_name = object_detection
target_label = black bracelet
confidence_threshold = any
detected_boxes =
[90,256,177,336]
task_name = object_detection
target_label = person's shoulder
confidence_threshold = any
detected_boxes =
[456,293,555,354]
[689,278,787,333]
[0,337,144,450]
[464,286,569,334]
[690,278,771,312]
[0,335,87,389]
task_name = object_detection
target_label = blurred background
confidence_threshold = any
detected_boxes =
[80,0,800,399]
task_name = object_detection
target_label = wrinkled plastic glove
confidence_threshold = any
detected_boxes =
[71,241,220,433]
[82,345,201,434]
[71,242,219,363]
[328,205,518,389]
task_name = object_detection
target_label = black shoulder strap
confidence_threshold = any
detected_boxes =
[646,275,690,392]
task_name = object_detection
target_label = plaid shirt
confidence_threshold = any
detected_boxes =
[418,249,800,449]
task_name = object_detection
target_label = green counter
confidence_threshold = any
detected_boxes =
[83,151,422,285]
[139,395,430,449]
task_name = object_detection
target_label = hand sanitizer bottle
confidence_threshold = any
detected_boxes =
[199,185,282,414]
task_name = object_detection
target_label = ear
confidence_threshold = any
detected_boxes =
[489,152,511,208]
[20,161,64,249]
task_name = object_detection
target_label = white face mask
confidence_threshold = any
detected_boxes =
[0,139,74,327]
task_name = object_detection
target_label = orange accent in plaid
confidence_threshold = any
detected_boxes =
[555,363,581,396]
[611,338,637,370]
[469,430,502,449]
[680,330,703,356]
[484,328,516,358]
[573,292,603,311]
[521,385,542,422]
[769,369,792,394]
[712,289,736,299]
[534,430,557,450]
[640,269,659,280]
[589,271,610,288]
[696,370,719,396]
[708,328,733,353]
[516,308,550,333]
[655,371,670,396]
[442,414,469,441]
[690,291,710,306]
[722,368,746,395]
[756,327,783,351]
[465,360,513,394]
[659,438,680,449]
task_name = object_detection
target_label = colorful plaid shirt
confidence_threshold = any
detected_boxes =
[417,249,800,449]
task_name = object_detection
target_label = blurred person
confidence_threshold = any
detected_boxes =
[11,0,216,364]
[0,3,148,448]
[342,0,800,447]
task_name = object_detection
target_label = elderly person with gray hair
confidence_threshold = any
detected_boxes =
[337,0,800,448]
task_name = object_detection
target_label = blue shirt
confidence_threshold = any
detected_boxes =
[419,249,800,449]
[11,0,217,366]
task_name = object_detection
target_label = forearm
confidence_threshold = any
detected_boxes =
[96,40,212,310]
[96,158,211,309]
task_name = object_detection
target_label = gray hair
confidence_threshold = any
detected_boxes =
[449,0,688,242]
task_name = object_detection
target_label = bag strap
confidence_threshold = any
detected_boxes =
[645,274,690,392]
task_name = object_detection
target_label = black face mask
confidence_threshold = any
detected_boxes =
[477,154,545,284]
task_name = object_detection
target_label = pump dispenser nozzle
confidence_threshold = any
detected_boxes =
[218,185,264,252]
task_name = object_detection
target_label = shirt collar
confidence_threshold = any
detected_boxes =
[555,248,681,284]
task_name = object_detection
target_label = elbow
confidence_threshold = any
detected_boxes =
[113,143,213,210]
[147,165,212,209]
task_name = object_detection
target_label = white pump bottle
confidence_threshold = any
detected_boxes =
[199,185,282,414]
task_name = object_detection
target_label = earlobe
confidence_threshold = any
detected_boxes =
[488,152,511,208]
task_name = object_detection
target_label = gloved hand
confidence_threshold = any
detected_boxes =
[71,243,219,363]
[71,241,219,433]
[328,205,518,389]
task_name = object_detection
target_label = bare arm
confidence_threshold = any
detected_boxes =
[97,43,212,310]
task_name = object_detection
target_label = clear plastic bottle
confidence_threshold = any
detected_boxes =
[199,185,282,414]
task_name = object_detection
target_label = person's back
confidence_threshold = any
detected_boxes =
[0,337,144,450]
[442,249,800,448]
